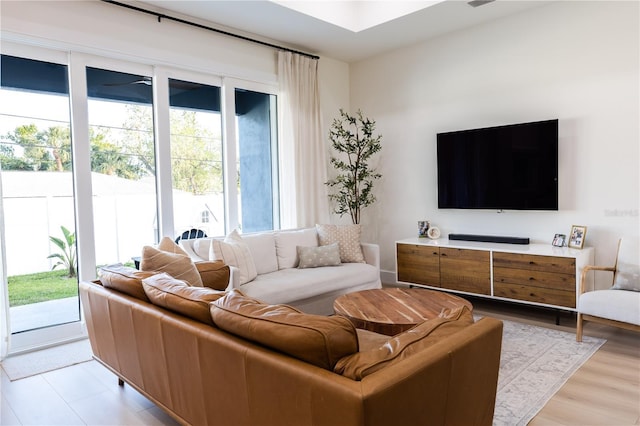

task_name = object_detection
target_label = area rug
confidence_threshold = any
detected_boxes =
[1,338,93,381]
[492,319,606,426]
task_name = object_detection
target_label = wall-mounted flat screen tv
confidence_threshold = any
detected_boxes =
[437,119,558,210]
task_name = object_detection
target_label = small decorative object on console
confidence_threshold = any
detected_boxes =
[418,221,430,238]
[427,226,441,239]
[552,233,566,247]
[569,225,587,249]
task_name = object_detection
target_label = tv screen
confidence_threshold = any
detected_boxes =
[437,119,558,210]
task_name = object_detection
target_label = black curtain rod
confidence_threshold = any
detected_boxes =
[101,0,320,60]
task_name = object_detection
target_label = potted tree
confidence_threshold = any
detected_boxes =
[325,109,382,224]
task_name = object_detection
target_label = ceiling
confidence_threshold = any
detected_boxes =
[135,0,554,63]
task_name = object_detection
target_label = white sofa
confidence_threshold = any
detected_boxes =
[179,227,382,315]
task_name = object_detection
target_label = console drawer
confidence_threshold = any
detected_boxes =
[494,282,576,308]
[493,252,575,274]
[493,267,575,291]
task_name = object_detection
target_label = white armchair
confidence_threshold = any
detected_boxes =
[576,238,640,341]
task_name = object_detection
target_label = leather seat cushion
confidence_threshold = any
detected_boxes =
[98,264,156,302]
[334,305,474,380]
[142,273,225,325]
[211,289,358,370]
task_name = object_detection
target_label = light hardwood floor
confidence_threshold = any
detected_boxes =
[1,298,638,425]
[472,297,640,426]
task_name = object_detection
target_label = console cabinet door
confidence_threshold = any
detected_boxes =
[396,244,440,286]
[493,252,576,308]
[439,248,491,295]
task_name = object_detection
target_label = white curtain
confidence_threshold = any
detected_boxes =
[277,51,329,229]
[0,171,9,360]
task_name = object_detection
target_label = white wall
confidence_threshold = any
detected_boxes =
[350,1,639,286]
[0,1,350,150]
[4,1,637,287]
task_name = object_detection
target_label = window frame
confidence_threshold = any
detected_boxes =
[0,43,282,353]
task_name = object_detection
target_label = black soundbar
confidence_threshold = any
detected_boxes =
[448,234,530,245]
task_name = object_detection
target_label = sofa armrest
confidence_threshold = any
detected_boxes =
[361,243,380,269]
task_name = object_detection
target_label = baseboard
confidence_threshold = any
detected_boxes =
[381,269,398,286]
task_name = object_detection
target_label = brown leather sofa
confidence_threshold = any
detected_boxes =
[80,275,503,426]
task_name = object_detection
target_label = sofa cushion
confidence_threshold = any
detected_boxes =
[142,273,225,325]
[274,228,318,269]
[141,237,203,287]
[297,243,341,269]
[210,289,358,370]
[316,224,365,263]
[334,306,474,380]
[240,263,379,305]
[578,289,640,325]
[195,260,231,291]
[211,229,258,285]
[98,264,156,302]
[191,238,213,261]
[242,232,278,274]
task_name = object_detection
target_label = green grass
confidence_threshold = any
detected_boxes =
[8,270,78,307]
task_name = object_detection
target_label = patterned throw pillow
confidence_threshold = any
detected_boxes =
[316,224,365,263]
[211,229,258,285]
[297,243,341,269]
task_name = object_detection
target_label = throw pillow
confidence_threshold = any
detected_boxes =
[142,273,225,325]
[210,289,358,370]
[158,236,189,255]
[140,237,203,287]
[316,224,365,263]
[210,229,258,285]
[192,238,213,261]
[195,260,231,291]
[334,305,474,380]
[612,262,640,291]
[297,243,341,269]
[98,264,156,302]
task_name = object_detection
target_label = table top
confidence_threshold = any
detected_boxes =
[333,287,473,336]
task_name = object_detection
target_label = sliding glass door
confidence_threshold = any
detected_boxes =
[86,67,159,267]
[0,45,281,353]
[0,54,80,336]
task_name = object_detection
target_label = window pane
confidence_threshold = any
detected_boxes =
[87,67,158,267]
[0,55,80,333]
[169,79,224,239]
[235,89,279,233]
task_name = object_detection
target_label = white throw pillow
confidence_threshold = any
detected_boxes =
[192,238,213,261]
[316,224,365,263]
[243,233,278,274]
[211,229,257,285]
[297,243,342,269]
[612,262,640,292]
[274,228,318,269]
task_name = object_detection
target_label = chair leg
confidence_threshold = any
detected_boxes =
[118,378,125,386]
[576,313,583,342]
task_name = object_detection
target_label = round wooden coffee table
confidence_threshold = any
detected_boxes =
[333,287,473,336]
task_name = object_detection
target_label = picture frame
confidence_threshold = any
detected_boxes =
[418,221,430,238]
[568,225,587,249]
[552,233,566,247]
